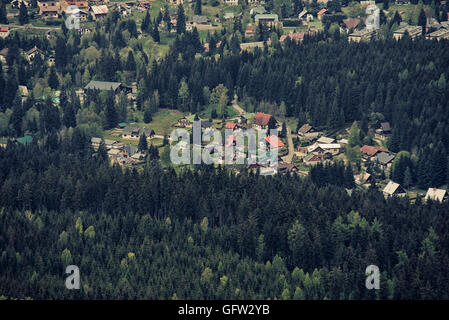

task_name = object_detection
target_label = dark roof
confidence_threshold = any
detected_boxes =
[125,144,138,156]
[84,80,121,91]
[375,152,395,165]
[298,123,313,134]
[123,125,140,135]
[201,121,212,128]
[380,122,391,132]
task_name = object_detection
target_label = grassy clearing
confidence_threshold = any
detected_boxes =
[130,108,184,135]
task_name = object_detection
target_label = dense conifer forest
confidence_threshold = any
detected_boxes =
[1,135,448,299]
[1,6,449,299]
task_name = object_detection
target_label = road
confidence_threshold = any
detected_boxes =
[281,124,294,164]
[1,23,60,31]
[232,94,245,116]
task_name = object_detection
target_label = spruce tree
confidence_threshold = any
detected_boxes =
[138,132,148,151]
[19,2,29,25]
[194,0,202,15]
[176,4,186,34]
[0,2,8,24]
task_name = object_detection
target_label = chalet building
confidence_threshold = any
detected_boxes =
[317,8,329,21]
[298,123,314,136]
[360,0,375,6]
[424,188,448,202]
[64,0,89,9]
[40,6,59,20]
[38,0,60,8]
[222,0,238,5]
[254,14,279,26]
[225,122,239,131]
[374,122,392,140]
[303,153,323,165]
[277,162,298,175]
[348,28,376,42]
[393,25,422,40]
[253,112,276,130]
[383,181,407,197]
[190,15,209,25]
[374,152,395,168]
[318,143,341,155]
[90,5,109,20]
[245,25,257,38]
[265,135,285,150]
[84,80,122,93]
[122,125,154,140]
[79,26,92,35]
[279,32,308,44]
[425,28,449,41]
[317,136,335,144]
[26,46,44,62]
[0,27,10,39]
[308,144,325,155]
[395,0,409,4]
[91,137,102,148]
[341,18,360,32]
[139,1,151,9]
[175,117,192,128]
[354,172,374,185]
[360,145,389,159]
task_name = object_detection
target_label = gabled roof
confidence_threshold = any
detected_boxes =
[383,181,406,195]
[342,18,360,30]
[425,188,447,202]
[84,80,121,91]
[360,145,389,157]
[91,5,108,15]
[40,6,59,13]
[254,112,273,126]
[225,122,237,130]
[0,27,9,32]
[317,8,328,16]
[317,136,335,144]
[375,152,394,165]
[298,123,313,134]
[16,135,33,145]
[123,125,140,135]
[265,135,284,148]
[380,122,391,132]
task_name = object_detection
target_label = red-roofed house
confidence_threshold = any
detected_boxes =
[317,9,328,21]
[279,32,307,44]
[225,122,238,130]
[40,6,59,20]
[360,145,389,158]
[341,18,360,31]
[0,27,9,39]
[253,112,276,130]
[265,135,285,148]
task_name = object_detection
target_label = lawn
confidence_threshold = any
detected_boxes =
[130,108,185,135]
[199,104,239,120]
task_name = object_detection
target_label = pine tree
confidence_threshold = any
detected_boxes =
[19,2,29,25]
[194,0,202,15]
[0,2,8,24]
[104,101,118,129]
[144,108,152,123]
[176,4,186,34]
[163,5,172,31]
[138,133,148,151]
[383,0,389,11]
[418,9,426,35]
[125,51,136,71]
[152,23,160,43]
[48,67,59,90]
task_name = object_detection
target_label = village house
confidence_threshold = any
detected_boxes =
[63,0,89,9]
[90,5,109,20]
[424,188,448,202]
[39,6,60,20]
[279,32,307,44]
[122,125,154,140]
[374,152,395,168]
[265,135,285,151]
[139,1,151,9]
[348,28,376,42]
[425,28,449,41]
[318,143,341,155]
[393,25,422,40]
[317,136,335,144]
[253,112,276,130]
[91,137,102,148]
[26,46,44,62]
[383,181,407,197]
[222,0,239,5]
[254,14,279,26]
[303,153,323,165]
[84,80,122,93]
[225,122,239,131]
[354,172,374,185]
[245,25,257,38]
[175,117,192,128]
[79,25,92,35]
[0,48,9,64]
[374,122,392,140]
[360,0,375,6]
[341,18,360,32]
[360,145,389,159]
[190,15,209,25]
[0,27,10,39]
[317,8,329,21]
[277,162,298,175]
[395,0,409,4]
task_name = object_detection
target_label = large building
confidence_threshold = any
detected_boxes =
[393,25,422,40]
[348,28,376,42]
[425,28,449,41]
